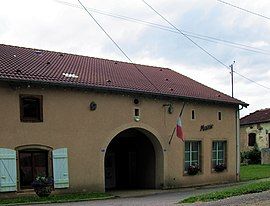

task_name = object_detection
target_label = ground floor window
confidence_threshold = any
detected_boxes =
[0,147,69,192]
[184,141,201,172]
[212,141,226,169]
[19,150,49,188]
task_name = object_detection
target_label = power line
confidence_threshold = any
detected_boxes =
[141,0,229,68]
[217,0,270,21]
[76,0,161,93]
[141,0,270,91]
[54,0,270,56]
[55,0,270,91]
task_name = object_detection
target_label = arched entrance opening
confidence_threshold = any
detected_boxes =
[105,128,163,190]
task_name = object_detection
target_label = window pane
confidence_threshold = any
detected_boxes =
[213,142,217,150]
[23,98,40,118]
[185,153,190,161]
[192,142,198,151]
[212,151,216,159]
[192,152,198,161]
[218,159,224,164]
[218,151,224,159]
[218,142,223,150]
[20,95,43,122]
[185,142,190,151]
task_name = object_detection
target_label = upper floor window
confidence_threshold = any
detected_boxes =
[248,133,256,146]
[191,110,196,120]
[218,111,222,121]
[20,95,43,122]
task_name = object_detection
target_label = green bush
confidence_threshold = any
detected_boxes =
[241,144,261,164]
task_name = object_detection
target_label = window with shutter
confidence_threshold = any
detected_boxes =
[53,148,69,188]
[0,148,17,192]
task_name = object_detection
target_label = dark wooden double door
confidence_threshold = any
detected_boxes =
[19,151,48,188]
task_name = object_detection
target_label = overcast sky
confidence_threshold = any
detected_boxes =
[0,0,269,117]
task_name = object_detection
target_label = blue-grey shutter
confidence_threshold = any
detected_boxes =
[0,148,17,192]
[53,148,69,188]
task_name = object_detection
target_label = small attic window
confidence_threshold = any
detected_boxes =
[165,78,169,81]
[62,73,79,78]
[34,50,42,56]
[106,79,111,83]
[59,54,64,57]
[13,54,17,57]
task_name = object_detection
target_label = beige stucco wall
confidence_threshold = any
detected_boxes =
[240,122,270,151]
[0,82,238,193]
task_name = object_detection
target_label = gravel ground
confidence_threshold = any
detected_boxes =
[185,190,270,206]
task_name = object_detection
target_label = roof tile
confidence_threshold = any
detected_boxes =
[240,108,270,125]
[0,44,247,105]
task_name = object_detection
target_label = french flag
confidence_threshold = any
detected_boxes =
[176,116,184,141]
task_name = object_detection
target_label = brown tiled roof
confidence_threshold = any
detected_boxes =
[240,108,270,125]
[0,44,247,106]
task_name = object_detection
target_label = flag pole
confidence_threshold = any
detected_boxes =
[169,102,186,145]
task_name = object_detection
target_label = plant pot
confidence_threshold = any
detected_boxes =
[34,186,53,197]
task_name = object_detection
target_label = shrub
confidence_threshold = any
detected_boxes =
[241,144,261,164]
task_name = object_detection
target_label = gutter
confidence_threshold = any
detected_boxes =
[0,77,248,107]
[236,105,244,181]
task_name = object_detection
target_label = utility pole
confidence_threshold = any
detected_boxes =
[230,61,235,97]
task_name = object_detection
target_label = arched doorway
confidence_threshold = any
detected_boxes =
[105,128,163,190]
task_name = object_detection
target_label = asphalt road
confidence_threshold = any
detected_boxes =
[30,186,270,206]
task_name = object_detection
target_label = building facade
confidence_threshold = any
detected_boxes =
[0,44,247,195]
[240,109,270,151]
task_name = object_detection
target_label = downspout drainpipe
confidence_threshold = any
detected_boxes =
[236,105,244,181]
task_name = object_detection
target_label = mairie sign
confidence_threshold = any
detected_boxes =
[200,124,213,131]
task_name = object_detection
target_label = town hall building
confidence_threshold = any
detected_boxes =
[0,44,247,195]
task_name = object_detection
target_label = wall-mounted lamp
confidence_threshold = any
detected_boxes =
[163,103,173,114]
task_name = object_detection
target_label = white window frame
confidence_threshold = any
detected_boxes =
[184,141,201,172]
[212,141,226,168]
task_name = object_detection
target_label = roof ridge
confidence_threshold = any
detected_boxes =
[0,44,172,71]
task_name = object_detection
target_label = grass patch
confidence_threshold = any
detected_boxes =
[0,192,113,205]
[180,180,270,203]
[240,164,270,181]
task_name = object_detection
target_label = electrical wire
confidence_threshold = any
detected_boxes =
[217,0,270,21]
[54,0,270,91]
[54,0,270,56]
[141,0,270,91]
[77,0,161,93]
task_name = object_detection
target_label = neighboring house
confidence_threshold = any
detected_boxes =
[0,44,247,195]
[240,108,270,151]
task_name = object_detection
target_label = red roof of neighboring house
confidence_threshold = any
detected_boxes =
[0,44,247,106]
[240,108,270,125]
